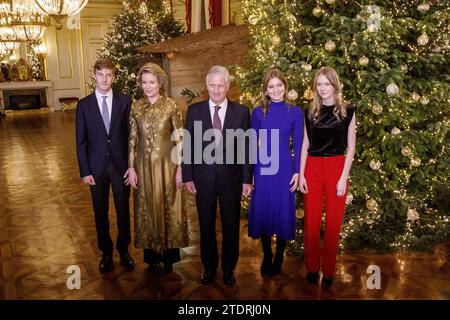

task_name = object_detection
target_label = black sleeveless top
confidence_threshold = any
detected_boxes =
[304,104,355,156]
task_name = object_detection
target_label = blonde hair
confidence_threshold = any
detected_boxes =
[310,66,347,120]
[261,68,290,116]
[137,62,168,97]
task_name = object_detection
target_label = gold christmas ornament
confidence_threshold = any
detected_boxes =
[369,160,381,170]
[386,82,399,96]
[271,35,281,46]
[325,40,336,52]
[359,56,369,66]
[301,63,312,71]
[366,198,378,211]
[420,96,429,105]
[417,3,430,13]
[401,146,412,157]
[411,92,421,101]
[345,193,353,205]
[400,64,408,73]
[372,103,383,115]
[407,208,420,221]
[303,88,315,100]
[248,14,258,25]
[391,127,401,135]
[411,157,422,167]
[326,0,336,4]
[287,89,299,100]
[417,33,429,46]
[296,208,304,219]
[312,7,323,17]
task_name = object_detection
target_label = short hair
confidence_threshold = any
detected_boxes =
[137,62,168,97]
[206,65,230,83]
[93,58,115,74]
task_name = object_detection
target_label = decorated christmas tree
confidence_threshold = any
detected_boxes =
[234,0,449,252]
[99,0,184,99]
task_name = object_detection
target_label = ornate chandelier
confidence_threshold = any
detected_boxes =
[34,0,89,29]
[0,0,49,41]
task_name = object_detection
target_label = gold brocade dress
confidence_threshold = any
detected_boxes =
[128,96,189,252]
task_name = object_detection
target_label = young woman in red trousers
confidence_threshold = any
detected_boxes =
[299,67,356,287]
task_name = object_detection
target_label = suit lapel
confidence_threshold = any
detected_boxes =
[223,100,235,131]
[201,101,213,131]
[88,93,108,134]
[109,92,120,135]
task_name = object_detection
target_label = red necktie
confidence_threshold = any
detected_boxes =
[213,105,222,131]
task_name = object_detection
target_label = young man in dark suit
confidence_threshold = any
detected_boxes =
[182,65,253,286]
[76,58,135,273]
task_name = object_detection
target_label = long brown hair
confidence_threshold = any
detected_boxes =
[261,68,290,116]
[310,67,347,120]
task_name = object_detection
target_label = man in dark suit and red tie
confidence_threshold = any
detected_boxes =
[76,58,135,274]
[182,65,253,286]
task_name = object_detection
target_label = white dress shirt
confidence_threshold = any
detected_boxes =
[208,98,228,129]
[95,89,113,122]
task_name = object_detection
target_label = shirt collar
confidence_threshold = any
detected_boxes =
[209,98,228,110]
[95,89,113,100]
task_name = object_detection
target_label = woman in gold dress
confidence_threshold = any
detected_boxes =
[126,63,189,274]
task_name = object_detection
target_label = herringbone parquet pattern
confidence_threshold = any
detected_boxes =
[0,110,448,300]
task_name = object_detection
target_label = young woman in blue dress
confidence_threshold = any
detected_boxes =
[248,68,303,276]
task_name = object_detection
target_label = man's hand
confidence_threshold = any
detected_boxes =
[82,175,96,186]
[184,181,197,194]
[242,183,253,197]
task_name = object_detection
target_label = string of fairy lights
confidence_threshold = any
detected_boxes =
[237,0,449,251]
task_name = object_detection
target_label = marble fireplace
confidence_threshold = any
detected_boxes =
[0,81,54,114]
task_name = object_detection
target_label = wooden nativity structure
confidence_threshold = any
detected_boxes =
[139,24,249,111]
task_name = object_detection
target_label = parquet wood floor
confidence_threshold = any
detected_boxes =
[0,110,448,300]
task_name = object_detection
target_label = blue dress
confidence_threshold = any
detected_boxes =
[248,100,303,240]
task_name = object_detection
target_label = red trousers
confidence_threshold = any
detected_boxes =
[304,155,347,277]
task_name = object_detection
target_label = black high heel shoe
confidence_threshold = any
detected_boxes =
[306,271,319,284]
[322,276,333,287]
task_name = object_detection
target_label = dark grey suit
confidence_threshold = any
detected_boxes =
[182,100,252,272]
[76,91,132,256]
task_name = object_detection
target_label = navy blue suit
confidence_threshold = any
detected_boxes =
[182,99,252,272]
[76,91,132,256]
